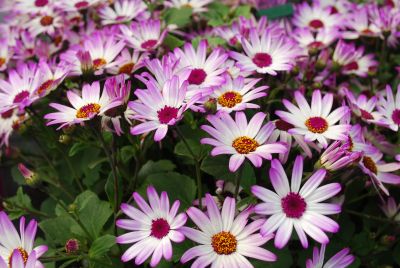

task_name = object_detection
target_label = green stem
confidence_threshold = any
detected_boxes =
[345,209,396,223]
[234,166,244,200]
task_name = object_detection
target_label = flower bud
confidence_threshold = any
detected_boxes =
[65,239,80,254]
[204,98,217,114]
[18,163,40,187]
[380,235,396,247]
[59,134,71,144]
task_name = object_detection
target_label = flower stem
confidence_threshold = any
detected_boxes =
[345,209,396,223]
[234,166,244,200]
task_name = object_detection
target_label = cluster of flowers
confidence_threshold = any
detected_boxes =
[0,0,399,267]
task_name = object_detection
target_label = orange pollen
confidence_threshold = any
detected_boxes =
[40,15,53,26]
[232,136,259,154]
[118,62,134,75]
[76,103,101,118]
[37,80,54,96]
[93,58,106,69]
[54,35,63,46]
[348,137,354,152]
[211,232,237,255]
[363,156,377,174]
[9,247,28,267]
[305,117,328,134]
[0,57,5,67]
[217,91,242,108]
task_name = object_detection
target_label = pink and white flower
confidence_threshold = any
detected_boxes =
[107,48,148,76]
[380,197,400,221]
[0,39,12,71]
[55,0,103,11]
[98,0,148,25]
[34,61,70,97]
[116,186,187,267]
[0,212,48,268]
[201,112,287,172]
[0,108,27,147]
[306,244,355,268]
[252,156,342,248]
[342,6,381,39]
[343,88,381,123]
[44,81,122,129]
[318,140,362,172]
[181,194,277,267]
[374,84,400,131]
[276,90,351,148]
[27,6,63,37]
[164,0,213,13]
[293,27,340,52]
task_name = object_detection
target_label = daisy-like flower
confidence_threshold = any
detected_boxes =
[55,0,102,11]
[164,0,213,13]
[181,194,277,267]
[374,84,400,131]
[229,28,301,75]
[315,0,352,14]
[0,250,39,268]
[276,90,351,148]
[120,20,167,52]
[0,212,48,267]
[0,108,27,147]
[173,40,228,93]
[201,111,288,172]
[27,6,63,37]
[359,150,400,195]
[15,0,55,13]
[107,48,148,76]
[318,140,362,172]
[252,156,342,248]
[34,61,70,97]
[292,2,345,31]
[209,75,268,113]
[129,75,200,141]
[293,27,340,53]
[116,186,187,267]
[368,5,400,47]
[332,40,377,77]
[380,197,400,221]
[306,244,355,268]
[44,81,122,129]
[0,39,12,71]
[98,0,148,25]
[343,88,381,123]
[342,6,381,39]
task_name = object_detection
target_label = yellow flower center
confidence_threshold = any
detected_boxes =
[211,231,237,255]
[93,58,107,69]
[232,136,259,154]
[8,247,28,267]
[0,57,5,67]
[76,103,101,118]
[363,156,377,174]
[118,62,134,75]
[217,91,242,108]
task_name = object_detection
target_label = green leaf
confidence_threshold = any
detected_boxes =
[163,34,185,50]
[120,145,136,164]
[257,3,294,20]
[394,242,400,265]
[5,187,35,219]
[39,216,77,245]
[137,160,176,184]
[105,172,123,212]
[163,7,192,27]
[232,5,251,19]
[89,235,116,258]
[351,232,375,256]
[174,139,208,161]
[69,142,90,157]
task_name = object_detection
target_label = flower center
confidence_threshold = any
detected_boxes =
[211,231,237,255]
[188,68,207,85]
[93,58,107,69]
[362,156,377,174]
[281,192,307,218]
[54,35,63,46]
[343,61,359,71]
[35,0,48,7]
[0,57,5,67]
[118,63,134,74]
[309,19,324,29]
[275,119,294,131]
[361,29,374,35]
[330,6,339,14]
[157,106,179,124]
[217,91,242,108]
[141,39,158,50]
[37,80,54,96]
[391,109,400,125]
[229,37,238,45]
[347,137,354,152]
[75,1,89,9]
[8,247,28,267]
[232,136,259,154]
[13,91,30,104]
[150,218,170,239]
[115,15,127,21]
[76,103,101,118]
[308,41,324,50]
[305,117,328,134]
[360,109,374,120]
[252,53,272,68]
[40,15,53,26]
[1,109,13,119]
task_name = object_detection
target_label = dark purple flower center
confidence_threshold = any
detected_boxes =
[391,109,400,125]
[308,41,324,50]
[275,119,294,131]
[188,68,207,85]
[35,0,48,7]
[150,218,170,239]
[1,109,13,119]
[281,192,307,218]
[309,19,324,29]
[343,61,359,71]
[252,53,272,68]
[13,91,30,104]
[305,117,328,133]
[75,1,89,9]
[157,106,179,124]
[141,39,158,50]
[360,109,374,120]
[229,37,238,45]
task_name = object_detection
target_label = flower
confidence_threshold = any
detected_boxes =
[374,84,400,131]
[14,0,56,13]
[164,0,213,13]
[318,141,362,172]
[55,0,102,11]
[27,6,63,37]
[293,27,340,53]
[0,39,12,71]
[209,75,268,113]
[201,111,287,172]
[342,6,381,39]
[181,194,277,267]
[0,212,48,267]
[120,20,167,52]
[34,60,70,97]
[116,186,187,267]
[380,197,400,221]
[306,244,355,268]
[276,90,351,148]
[343,88,381,123]
[252,156,342,248]
[129,75,200,141]
[315,0,351,14]
[0,108,26,147]
[44,81,122,129]
[229,28,301,75]
[107,48,148,76]
[99,0,148,25]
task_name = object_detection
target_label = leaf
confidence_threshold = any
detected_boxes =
[39,216,77,245]
[89,235,116,258]
[5,187,35,219]
[163,34,185,50]
[163,7,192,27]
[105,172,123,212]
[120,145,136,164]
[232,5,251,19]
[137,160,176,184]
[351,232,374,256]
[394,242,400,266]
[69,142,90,157]
[257,3,294,20]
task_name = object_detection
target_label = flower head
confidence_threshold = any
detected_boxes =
[318,140,362,172]
[306,244,355,268]
[374,84,400,131]
[99,0,148,25]
[164,0,213,13]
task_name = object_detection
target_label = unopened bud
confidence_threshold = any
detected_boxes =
[204,98,217,114]
[290,66,300,76]
[65,239,80,254]
[59,134,71,144]
[68,203,77,213]
[315,60,326,71]
[62,125,76,134]
[380,235,396,246]
[18,163,40,187]
[331,61,342,73]
[312,82,322,89]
